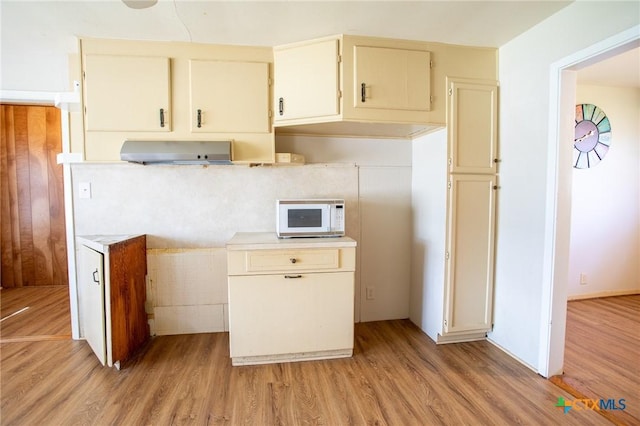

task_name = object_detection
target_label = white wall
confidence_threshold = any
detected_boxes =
[568,85,640,298]
[0,3,77,92]
[494,1,639,369]
[410,129,447,341]
[277,134,413,321]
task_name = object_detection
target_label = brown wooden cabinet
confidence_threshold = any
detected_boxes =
[77,234,148,368]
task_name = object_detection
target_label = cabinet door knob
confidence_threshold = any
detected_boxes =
[159,108,165,128]
[285,275,302,279]
[197,109,202,128]
[361,83,366,102]
[289,258,297,264]
[92,268,100,284]
[278,98,284,116]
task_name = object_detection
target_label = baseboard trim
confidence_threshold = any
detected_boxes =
[486,337,538,374]
[567,289,639,301]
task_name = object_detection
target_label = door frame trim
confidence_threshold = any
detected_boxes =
[540,25,639,377]
[1,90,82,339]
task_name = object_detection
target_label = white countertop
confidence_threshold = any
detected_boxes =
[226,232,357,250]
[77,234,144,253]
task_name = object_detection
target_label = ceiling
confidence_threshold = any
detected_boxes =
[576,47,640,88]
[1,1,637,89]
[1,0,573,48]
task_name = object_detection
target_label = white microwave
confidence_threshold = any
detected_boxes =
[276,199,345,238]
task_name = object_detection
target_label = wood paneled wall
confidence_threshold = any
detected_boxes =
[1,104,68,288]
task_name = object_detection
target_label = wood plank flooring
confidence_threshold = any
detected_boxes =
[553,295,640,425]
[0,286,70,342]
[4,288,637,425]
[2,318,610,425]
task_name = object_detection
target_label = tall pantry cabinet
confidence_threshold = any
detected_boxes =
[412,77,498,344]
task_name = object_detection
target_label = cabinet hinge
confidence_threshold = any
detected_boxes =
[445,251,450,260]
[430,95,434,104]
[338,90,342,99]
[83,71,86,79]
[448,157,452,166]
[430,60,434,69]
[268,110,273,118]
[444,319,448,326]
[268,77,272,86]
[337,54,342,64]
[448,88,453,96]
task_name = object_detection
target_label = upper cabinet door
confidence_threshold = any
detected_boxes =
[189,60,270,133]
[273,38,340,121]
[354,46,431,112]
[83,54,171,132]
[448,78,498,174]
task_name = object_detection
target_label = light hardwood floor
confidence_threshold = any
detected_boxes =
[552,295,640,426]
[1,291,612,425]
[0,286,70,342]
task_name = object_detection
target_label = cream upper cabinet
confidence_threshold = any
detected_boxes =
[448,78,498,174]
[83,54,171,132]
[189,60,270,133]
[444,174,496,335]
[273,38,339,121]
[272,35,433,133]
[272,35,497,139]
[353,46,431,112]
[78,39,275,163]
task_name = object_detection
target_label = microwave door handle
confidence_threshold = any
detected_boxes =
[325,205,331,232]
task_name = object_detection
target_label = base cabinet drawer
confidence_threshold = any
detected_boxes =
[228,247,355,275]
[228,271,354,363]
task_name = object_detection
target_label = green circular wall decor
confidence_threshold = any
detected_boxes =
[574,103,612,169]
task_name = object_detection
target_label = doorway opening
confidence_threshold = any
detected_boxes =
[541,26,639,379]
[0,104,72,342]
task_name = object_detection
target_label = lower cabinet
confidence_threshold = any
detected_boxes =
[443,174,497,340]
[77,235,149,368]
[226,232,357,366]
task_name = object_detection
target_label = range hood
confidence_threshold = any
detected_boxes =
[120,140,232,165]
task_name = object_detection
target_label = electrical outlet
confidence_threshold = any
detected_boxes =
[366,287,375,300]
[580,273,588,285]
[79,182,92,199]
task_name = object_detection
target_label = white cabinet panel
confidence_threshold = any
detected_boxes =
[273,38,340,121]
[189,60,270,133]
[448,78,498,174]
[84,54,171,132]
[354,46,431,111]
[78,245,106,365]
[154,305,225,336]
[444,174,496,334]
[228,272,354,358]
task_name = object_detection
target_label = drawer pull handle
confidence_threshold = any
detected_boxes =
[285,275,302,279]
[289,258,297,264]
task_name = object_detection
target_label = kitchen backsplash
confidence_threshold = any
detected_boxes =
[72,162,359,249]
